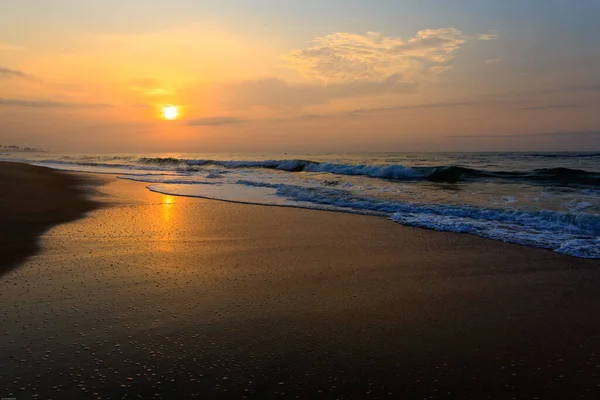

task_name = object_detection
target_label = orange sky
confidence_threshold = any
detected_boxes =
[1,1,600,152]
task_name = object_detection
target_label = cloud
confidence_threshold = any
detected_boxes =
[485,58,502,64]
[220,27,495,110]
[506,83,600,96]
[226,75,417,109]
[297,114,328,120]
[476,33,499,41]
[272,99,505,121]
[0,67,30,79]
[349,100,480,115]
[128,78,173,97]
[515,104,579,111]
[0,98,113,108]
[449,131,600,139]
[185,116,245,126]
[284,27,496,84]
[541,84,600,94]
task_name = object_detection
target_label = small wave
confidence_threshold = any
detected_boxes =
[257,181,600,258]
[119,174,219,185]
[138,157,181,165]
[425,166,600,186]
[39,159,163,171]
[527,168,600,185]
[146,179,600,259]
[525,152,600,159]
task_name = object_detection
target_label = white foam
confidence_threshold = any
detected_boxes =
[149,179,600,258]
[31,162,172,176]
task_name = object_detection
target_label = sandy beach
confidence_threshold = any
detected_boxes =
[1,163,599,399]
[0,162,101,275]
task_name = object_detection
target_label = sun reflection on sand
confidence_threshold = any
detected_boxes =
[162,195,176,222]
[156,195,177,253]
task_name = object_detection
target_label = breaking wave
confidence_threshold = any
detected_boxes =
[136,157,600,186]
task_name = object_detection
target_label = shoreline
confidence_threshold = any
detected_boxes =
[1,163,600,398]
[3,155,599,259]
[1,161,596,274]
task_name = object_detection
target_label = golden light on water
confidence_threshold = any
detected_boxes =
[162,105,179,120]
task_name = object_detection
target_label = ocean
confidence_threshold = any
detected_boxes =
[3,151,599,259]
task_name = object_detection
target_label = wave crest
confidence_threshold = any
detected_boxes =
[135,157,600,186]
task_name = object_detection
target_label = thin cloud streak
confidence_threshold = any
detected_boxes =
[0,98,113,108]
[350,100,480,115]
[527,83,600,95]
[185,116,245,126]
[215,97,585,125]
[278,99,508,121]
[449,131,600,139]
[485,58,502,64]
[0,67,30,79]
[515,104,580,111]
[225,75,418,109]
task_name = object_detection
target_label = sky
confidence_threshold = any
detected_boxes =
[1,0,600,152]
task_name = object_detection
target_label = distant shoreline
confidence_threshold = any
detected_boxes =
[1,145,47,153]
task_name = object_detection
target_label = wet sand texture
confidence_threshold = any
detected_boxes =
[1,167,600,398]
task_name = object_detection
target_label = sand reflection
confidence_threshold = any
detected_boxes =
[162,195,176,223]
[156,195,177,252]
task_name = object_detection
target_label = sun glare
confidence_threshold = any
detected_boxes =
[162,105,179,120]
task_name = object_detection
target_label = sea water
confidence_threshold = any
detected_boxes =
[2,152,599,258]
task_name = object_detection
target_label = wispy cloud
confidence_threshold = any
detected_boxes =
[226,75,417,109]
[128,78,173,97]
[0,98,113,108]
[450,131,600,139]
[542,84,600,94]
[485,58,502,64]
[284,28,496,84]
[0,67,30,79]
[349,100,481,115]
[273,99,501,121]
[510,83,600,96]
[515,104,579,111]
[185,116,245,126]
[476,33,499,41]
[297,114,329,120]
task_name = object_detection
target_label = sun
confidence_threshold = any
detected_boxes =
[162,105,179,120]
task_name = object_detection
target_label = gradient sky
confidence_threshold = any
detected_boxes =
[1,0,600,152]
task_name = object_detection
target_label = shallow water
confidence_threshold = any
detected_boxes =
[3,151,599,258]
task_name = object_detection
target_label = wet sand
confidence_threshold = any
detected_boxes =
[1,165,600,399]
[0,162,102,275]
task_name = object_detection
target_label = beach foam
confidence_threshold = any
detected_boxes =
[146,180,600,259]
